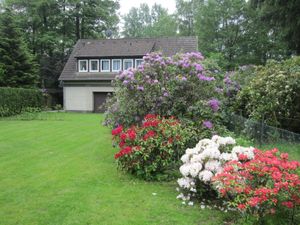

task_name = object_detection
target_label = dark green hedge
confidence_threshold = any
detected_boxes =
[0,87,44,117]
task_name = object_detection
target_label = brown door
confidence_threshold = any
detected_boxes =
[93,92,109,113]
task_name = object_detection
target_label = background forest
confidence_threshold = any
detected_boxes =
[0,0,299,92]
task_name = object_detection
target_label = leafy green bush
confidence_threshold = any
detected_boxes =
[112,114,193,180]
[0,87,44,117]
[234,57,300,132]
[105,52,224,145]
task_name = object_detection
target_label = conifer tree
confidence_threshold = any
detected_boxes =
[0,9,39,87]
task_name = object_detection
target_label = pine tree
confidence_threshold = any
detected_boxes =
[0,8,39,88]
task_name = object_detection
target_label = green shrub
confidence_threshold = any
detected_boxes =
[0,87,44,117]
[105,52,225,145]
[234,57,300,133]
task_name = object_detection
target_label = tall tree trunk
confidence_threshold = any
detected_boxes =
[75,3,80,40]
[81,17,85,38]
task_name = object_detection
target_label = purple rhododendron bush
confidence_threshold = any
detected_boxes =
[104,52,225,145]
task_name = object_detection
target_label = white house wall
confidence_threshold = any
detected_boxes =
[64,86,114,111]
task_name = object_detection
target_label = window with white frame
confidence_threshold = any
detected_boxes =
[89,59,99,72]
[135,59,143,68]
[78,60,88,72]
[112,59,122,72]
[100,59,110,72]
[123,59,133,70]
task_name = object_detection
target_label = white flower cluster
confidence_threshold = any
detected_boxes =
[176,135,254,204]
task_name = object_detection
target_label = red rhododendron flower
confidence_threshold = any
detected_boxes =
[282,201,294,208]
[112,125,123,136]
[280,153,289,160]
[144,114,157,120]
[238,153,248,161]
[114,146,133,159]
[127,128,136,140]
[120,132,127,141]
[238,204,246,210]
[119,141,125,148]
[143,130,156,141]
[143,120,160,127]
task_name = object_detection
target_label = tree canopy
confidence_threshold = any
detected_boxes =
[0,8,38,87]
[0,0,299,88]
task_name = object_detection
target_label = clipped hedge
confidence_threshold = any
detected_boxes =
[0,87,44,117]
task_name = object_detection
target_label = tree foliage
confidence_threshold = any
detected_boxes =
[1,0,119,89]
[122,3,177,38]
[0,9,39,87]
[192,0,289,69]
[251,0,300,54]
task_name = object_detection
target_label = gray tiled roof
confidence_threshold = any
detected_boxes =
[59,36,198,81]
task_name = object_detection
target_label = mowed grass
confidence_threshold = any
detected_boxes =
[0,113,229,225]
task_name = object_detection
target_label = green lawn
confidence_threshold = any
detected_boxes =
[0,113,230,225]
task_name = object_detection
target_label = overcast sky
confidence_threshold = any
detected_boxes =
[118,0,177,16]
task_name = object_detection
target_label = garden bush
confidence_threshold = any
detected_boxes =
[213,148,300,224]
[234,57,300,133]
[0,87,44,117]
[105,52,224,144]
[112,114,193,180]
[176,135,254,206]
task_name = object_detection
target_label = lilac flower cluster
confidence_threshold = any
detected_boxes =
[208,98,220,112]
[224,71,241,97]
[197,74,215,81]
[203,120,213,129]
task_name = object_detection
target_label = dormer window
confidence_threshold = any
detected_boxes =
[89,59,99,72]
[101,59,110,72]
[135,59,143,68]
[123,59,133,70]
[78,60,88,72]
[112,59,122,72]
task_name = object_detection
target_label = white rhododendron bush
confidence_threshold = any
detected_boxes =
[177,135,254,206]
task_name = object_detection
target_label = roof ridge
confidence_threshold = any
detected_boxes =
[78,36,198,42]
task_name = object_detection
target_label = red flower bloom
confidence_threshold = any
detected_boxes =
[238,204,246,210]
[144,114,157,120]
[238,153,248,161]
[127,128,136,140]
[143,130,156,141]
[142,120,160,127]
[280,153,289,160]
[119,141,125,148]
[282,201,294,209]
[114,146,133,159]
[112,125,123,136]
[120,132,127,141]
[248,197,260,207]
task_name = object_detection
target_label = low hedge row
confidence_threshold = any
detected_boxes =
[0,87,44,117]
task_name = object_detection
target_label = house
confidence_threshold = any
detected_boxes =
[59,36,198,112]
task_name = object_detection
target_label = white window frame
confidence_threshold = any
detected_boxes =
[135,59,144,68]
[78,59,88,72]
[89,59,99,72]
[123,59,133,70]
[100,59,110,72]
[112,59,122,72]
